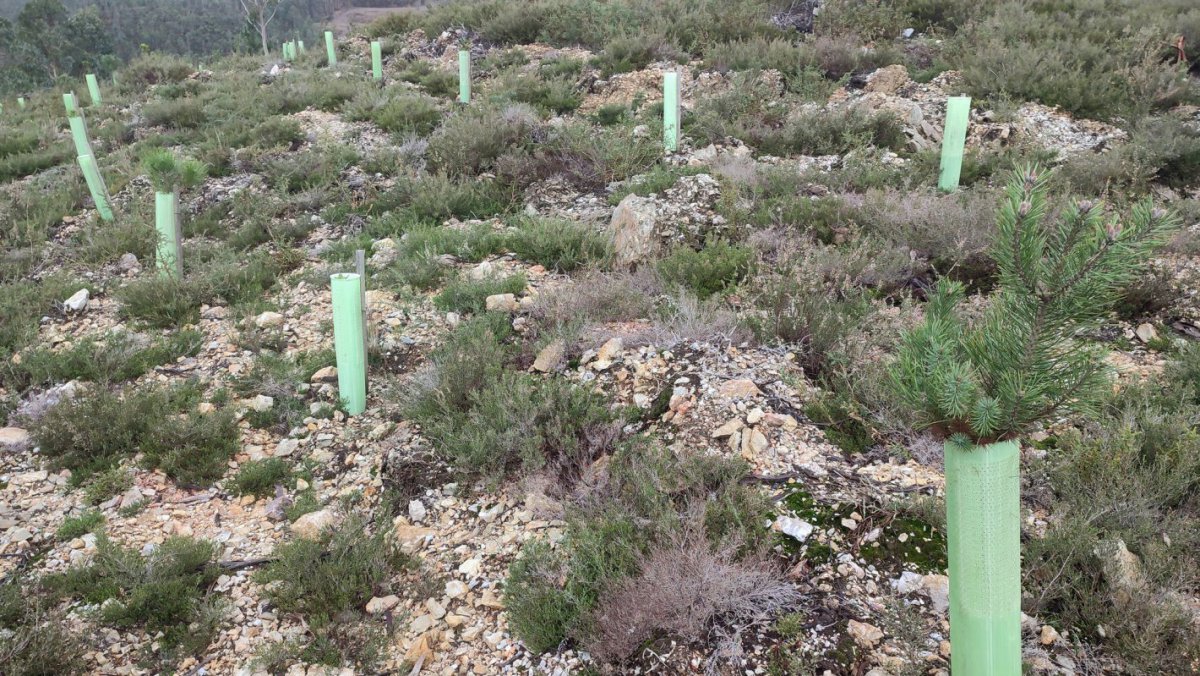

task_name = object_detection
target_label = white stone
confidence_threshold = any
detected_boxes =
[64,288,89,312]
[0,427,30,451]
[773,516,814,542]
[274,438,300,457]
[255,311,285,329]
[366,595,400,615]
[290,509,339,540]
[408,499,427,523]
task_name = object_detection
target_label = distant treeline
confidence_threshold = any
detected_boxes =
[0,0,414,94]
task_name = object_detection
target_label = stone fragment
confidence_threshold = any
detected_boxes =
[1040,624,1060,645]
[847,620,884,648]
[254,311,284,329]
[274,438,300,457]
[366,595,400,615]
[532,340,566,373]
[718,378,760,399]
[64,288,89,312]
[290,509,339,540]
[0,427,30,451]
[710,418,744,439]
[408,499,427,523]
[773,516,814,542]
[485,294,519,312]
[609,193,660,266]
[1135,323,1158,343]
[310,366,338,383]
[921,574,950,614]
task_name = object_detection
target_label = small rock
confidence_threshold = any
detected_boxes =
[485,294,520,313]
[408,499,427,523]
[410,615,434,635]
[246,395,274,412]
[0,427,31,451]
[445,580,467,599]
[746,407,765,425]
[773,516,814,542]
[117,253,139,271]
[254,311,285,329]
[426,598,446,619]
[274,438,300,457]
[366,595,401,615]
[290,509,339,540]
[458,557,482,578]
[64,288,89,312]
[8,527,33,542]
[710,418,744,439]
[847,620,884,648]
[718,378,760,399]
[592,337,624,370]
[891,571,924,595]
[1040,624,1060,645]
[921,574,950,614]
[532,340,566,373]
[1135,323,1158,343]
[310,366,338,383]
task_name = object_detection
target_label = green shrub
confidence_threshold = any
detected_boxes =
[83,467,134,505]
[1,329,202,393]
[45,535,222,661]
[229,458,291,498]
[506,217,610,271]
[496,122,660,192]
[32,384,238,487]
[364,10,418,38]
[432,272,527,314]
[490,72,582,115]
[232,350,333,431]
[56,510,105,541]
[0,588,85,675]
[143,98,207,129]
[657,241,754,299]
[255,515,407,627]
[345,91,442,135]
[426,104,538,176]
[122,53,194,87]
[397,60,458,98]
[403,314,516,422]
[422,371,619,479]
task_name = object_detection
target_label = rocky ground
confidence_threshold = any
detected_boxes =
[2,23,1199,676]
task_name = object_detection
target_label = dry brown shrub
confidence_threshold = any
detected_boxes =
[585,526,799,663]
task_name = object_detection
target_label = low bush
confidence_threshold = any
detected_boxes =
[426,104,538,176]
[2,329,202,393]
[0,584,85,675]
[506,217,610,272]
[32,383,238,487]
[232,350,334,432]
[229,458,291,498]
[506,443,781,659]
[432,272,527,314]
[45,535,223,662]
[56,510,105,540]
[657,241,754,299]
[397,60,459,99]
[490,71,582,115]
[255,515,408,628]
[143,98,207,130]
[345,90,442,135]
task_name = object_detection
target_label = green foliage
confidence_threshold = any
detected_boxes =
[143,98,207,129]
[432,272,527,314]
[32,383,238,486]
[506,442,770,655]
[426,103,538,176]
[56,510,104,540]
[82,467,134,505]
[140,148,206,193]
[345,90,442,135]
[1024,354,1200,671]
[506,217,610,272]
[2,329,202,393]
[0,581,85,676]
[229,458,291,498]
[657,241,754,299]
[45,534,222,661]
[255,515,407,628]
[396,59,458,98]
[890,167,1178,443]
[232,350,333,431]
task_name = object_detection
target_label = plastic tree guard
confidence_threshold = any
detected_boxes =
[663,71,681,152]
[331,273,367,414]
[155,191,182,277]
[938,96,971,192]
[325,31,337,66]
[371,41,383,81]
[78,154,113,222]
[944,438,1022,675]
[86,73,102,105]
[458,50,471,104]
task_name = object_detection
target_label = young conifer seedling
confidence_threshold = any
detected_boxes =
[890,165,1177,674]
[142,149,206,278]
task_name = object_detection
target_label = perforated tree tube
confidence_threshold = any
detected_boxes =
[944,438,1022,675]
[298,40,305,53]
[325,31,337,66]
[331,273,367,415]
[17,97,25,109]
[663,71,681,152]
[371,41,383,81]
[78,154,113,222]
[938,96,971,192]
[155,191,182,277]
[86,73,102,105]
[458,50,471,104]
[63,92,78,116]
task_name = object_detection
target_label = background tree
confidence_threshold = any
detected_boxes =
[239,0,283,56]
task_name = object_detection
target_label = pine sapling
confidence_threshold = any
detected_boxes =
[142,150,206,277]
[889,165,1177,675]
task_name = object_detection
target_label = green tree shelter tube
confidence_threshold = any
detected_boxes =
[78,154,114,222]
[17,97,26,109]
[944,438,1021,675]
[325,31,337,66]
[155,191,182,277]
[458,50,471,104]
[331,273,367,415]
[86,73,102,105]
[663,71,681,152]
[938,95,971,192]
[371,41,383,81]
